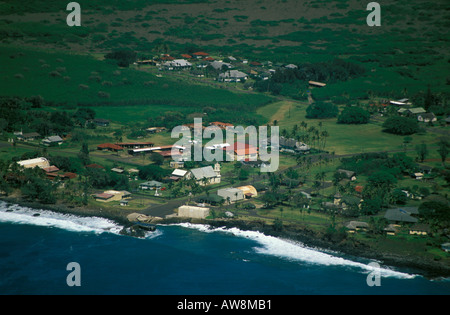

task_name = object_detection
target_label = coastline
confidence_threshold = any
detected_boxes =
[1,196,450,280]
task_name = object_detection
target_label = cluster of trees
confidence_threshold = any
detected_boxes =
[306,101,339,119]
[105,49,137,67]
[382,116,420,135]
[337,106,370,124]
[254,58,365,96]
[0,97,99,137]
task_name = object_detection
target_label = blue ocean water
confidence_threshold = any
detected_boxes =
[0,201,449,295]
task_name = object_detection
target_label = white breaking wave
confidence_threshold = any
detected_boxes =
[0,201,123,235]
[174,223,417,279]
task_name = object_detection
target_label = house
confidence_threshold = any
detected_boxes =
[127,145,185,156]
[411,172,423,180]
[93,119,110,127]
[417,113,437,123]
[345,221,369,233]
[441,243,450,252]
[285,64,298,69]
[42,165,60,173]
[409,223,429,236]
[210,60,233,71]
[445,116,450,125]
[217,187,244,203]
[42,136,63,146]
[170,169,188,181]
[337,169,357,181]
[170,161,185,169]
[402,107,426,117]
[116,142,154,149]
[97,143,124,152]
[193,51,209,59]
[146,127,167,134]
[163,59,192,70]
[339,195,362,210]
[209,121,234,130]
[279,136,310,152]
[224,142,258,161]
[93,190,130,203]
[384,208,419,224]
[308,81,326,88]
[178,205,210,219]
[139,181,163,190]
[384,224,398,236]
[16,132,41,142]
[111,168,125,174]
[187,164,221,186]
[218,70,248,82]
[17,157,50,169]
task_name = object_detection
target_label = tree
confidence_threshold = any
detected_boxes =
[306,101,339,119]
[337,106,370,124]
[365,171,397,203]
[437,138,450,165]
[149,152,164,166]
[382,116,419,135]
[105,49,137,67]
[415,142,428,162]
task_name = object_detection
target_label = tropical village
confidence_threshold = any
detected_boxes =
[0,0,449,278]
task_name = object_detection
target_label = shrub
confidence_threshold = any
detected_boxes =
[337,106,370,124]
[306,101,339,119]
[382,116,420,135]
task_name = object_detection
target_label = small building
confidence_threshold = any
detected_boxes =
[178,205,210,219]
[217,187,244,203]
[384,224,398,236]
[417,113,437,123]
[139,181,163,190]
[224,142,258,161]
[337,169,357,181]
[187,164,221,186]
[17,157,50,169]
[193,51,209,59]
[116,142,154,149]
[441,243,450,252]
[170,169,188,181]
[93,119,110,127]
[384,208,419,224]
[16,132,41,142]
[170,161,185,169]
[209,121,234,130]
[42,136,63,146]
[218,70,248,82]
[409,224,429,236]
[93,190,131,202]
[97,143,124,152]
[308,81,326,88]
[345,221,369,233]
[146,127,167,134]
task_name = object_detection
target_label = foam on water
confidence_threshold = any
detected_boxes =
[175,223,417,280]
[0,201,123,235]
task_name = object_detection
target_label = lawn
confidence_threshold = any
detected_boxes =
[257,100,442,155]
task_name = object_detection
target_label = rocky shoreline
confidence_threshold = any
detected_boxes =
[201,218,450,280]
[1,196,449,279]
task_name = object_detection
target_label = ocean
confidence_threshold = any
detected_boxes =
[0,201,449,295]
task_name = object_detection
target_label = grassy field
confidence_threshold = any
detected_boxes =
[257,99,443,155]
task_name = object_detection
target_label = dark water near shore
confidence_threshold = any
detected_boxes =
[0,201,449,295]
